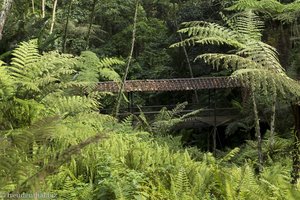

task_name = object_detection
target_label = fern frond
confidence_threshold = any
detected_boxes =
[170,20,245,49]
[227,0,300,23]
[10,40,40,70]
[0,66,15,100]
[226,0,284,13]
[220,148,240,163]
[198,53,260,70]
[99,67,121,82]
[76,51,122,83]
[232,68,300,99]
[98,57,125,69]
[180,108,204,120]
[43,95,99,116]
[171,168,191,199]
[170,102,188,117]
[231,10,264,40]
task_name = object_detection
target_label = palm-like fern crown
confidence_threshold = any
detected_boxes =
[171,10,300,101]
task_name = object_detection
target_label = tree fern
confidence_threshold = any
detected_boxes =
[172,11,300,98]
[171,10,300,172]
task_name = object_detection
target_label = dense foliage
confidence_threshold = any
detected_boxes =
[0,0,300,199]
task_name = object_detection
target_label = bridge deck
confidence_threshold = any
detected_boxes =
[98,77,241,127]
[97,77,240,92]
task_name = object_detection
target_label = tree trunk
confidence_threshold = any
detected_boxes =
[173,3,198,104]
[41,0,45,18]
[252,89,263,172]
[114,0,139,116]
[269,93,276,154]
[85,0,98,50]
[0,0,14,41]
[291,103,300,184]
[49,0,58,34]
[62,0,72,53]
[213,89,217,156]
[31,0,35,14]
[178,31,199,104]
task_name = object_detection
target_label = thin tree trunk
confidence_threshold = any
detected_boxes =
[0,0,14,41]
[41,0,45,18]
[85,0,98,50]
[62,0,72,53]
[49,0,58,34]
[252,89,263,172]
[178,32,199,104]
[213,89,217,156]
[114,0,139,116]
[173,3,198,103]
[291,103,300,184]
[31,0,35,14]
[269,93,276,154]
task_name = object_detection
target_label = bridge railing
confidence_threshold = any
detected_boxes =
[101,105,240,117]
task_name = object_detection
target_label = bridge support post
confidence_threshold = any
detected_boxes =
[127,92,133,113]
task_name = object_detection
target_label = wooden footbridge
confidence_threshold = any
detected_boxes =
[97,77,240,92]
[97,76,242,126]
[97,76,243,154]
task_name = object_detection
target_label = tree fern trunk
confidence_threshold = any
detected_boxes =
[291,103,300,184]
[252,90,263,172]
[49,0,58,34]
[0,0,14,41]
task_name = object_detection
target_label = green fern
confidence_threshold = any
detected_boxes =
[9,40,41,92]
[42,95,99,116]
[0,62,14,100]
[76,51,123,83]
[171,168,192,200]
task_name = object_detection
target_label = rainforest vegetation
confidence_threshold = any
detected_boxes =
[0,0,300,199]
